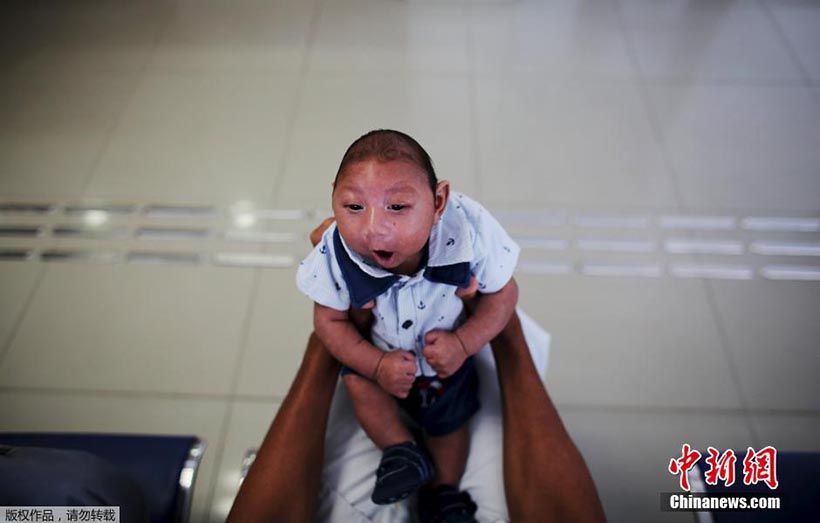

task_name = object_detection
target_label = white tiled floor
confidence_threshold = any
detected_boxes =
[85,72,302,205]
[562,408,756,523]
[1,1,818,522]
[646,83,820,212]
[278,71,477,207]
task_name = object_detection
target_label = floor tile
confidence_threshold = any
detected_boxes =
[207,400,281,523]
[0,264,255,395]
[763,0,820,81]
[0,0,165,75]
[619,0,803,81]
[147,0,315,73]
[516,273,743,409]
[234,270,314,397]
[84,72,300,205]
[475,75,679,208]
[470,0,634,79]
[560,408,754,523]
[647,84,820,212]
[751,414,820,451]
[706,279,820,411]
[310,0,469,73]
[0,262,43,360]
[277,72,475,208]
[0,73,135,199]
[0,390,229,523]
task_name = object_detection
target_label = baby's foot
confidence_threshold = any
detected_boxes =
[417,484,478,523]
[371,442,435,505]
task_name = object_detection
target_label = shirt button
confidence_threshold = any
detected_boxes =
[402,320,413,329]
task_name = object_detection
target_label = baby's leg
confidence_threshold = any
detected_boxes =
[419,424,477,522]
[344,373,436,505]
[425,424,469,487]
[342,373,412,448]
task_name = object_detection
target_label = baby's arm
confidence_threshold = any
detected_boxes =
[314,303,417,398]
[423,277,519,378]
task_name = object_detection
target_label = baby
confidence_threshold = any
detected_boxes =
[297,130,519,522]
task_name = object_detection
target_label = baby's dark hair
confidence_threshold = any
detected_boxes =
[334,129,438,194]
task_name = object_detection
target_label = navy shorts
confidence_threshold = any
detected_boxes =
[341,357,480,437]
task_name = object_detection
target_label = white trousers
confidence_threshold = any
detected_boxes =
[316,309,550,523]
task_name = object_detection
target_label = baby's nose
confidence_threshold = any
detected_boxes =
[365,208,390,239]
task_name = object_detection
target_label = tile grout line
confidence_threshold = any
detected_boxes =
[0,386,820,418]
[609,0,687,215]
[3,383,817,418]
[0,264,49,367]
[757,0,820,112]
[76,8,174,200]
[638,76,808,89]
[464,1,483,201]
[698,276,762,447]
[554,402,820,418]
[200,400,234,523]
[756,0,814,89]
[226,269,265,400]
[0,385,283,404]
[203,267,265,519]
[265,0,326,207]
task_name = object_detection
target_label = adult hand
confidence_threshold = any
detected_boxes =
[422,330,468,378]
[374,351,417,398]
[456,275,480,314]
[349,299,375,337]
[310,217,375,336]
[310,217,336,247]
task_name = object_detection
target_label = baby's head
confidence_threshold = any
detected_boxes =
[332,129,450,275]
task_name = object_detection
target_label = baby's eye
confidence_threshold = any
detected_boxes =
[345,204,363,211]
[388,204,407,211]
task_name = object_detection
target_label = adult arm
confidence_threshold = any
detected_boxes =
[228,218,377,522]
[226,332,339,523]
[486,308,607,522]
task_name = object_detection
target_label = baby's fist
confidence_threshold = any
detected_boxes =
[375,351,416,398]
[422,330,468,378]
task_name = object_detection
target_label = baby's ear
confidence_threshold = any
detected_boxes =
[434,180,450,218]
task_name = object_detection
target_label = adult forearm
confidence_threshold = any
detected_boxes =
[227,333,340,523]
[455,277,519,356]
[491,313,606,523]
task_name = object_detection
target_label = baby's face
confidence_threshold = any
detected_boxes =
[332,159,448,275]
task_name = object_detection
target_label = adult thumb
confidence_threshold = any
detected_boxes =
[455,275,478,298]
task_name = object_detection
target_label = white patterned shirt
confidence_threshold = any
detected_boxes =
[296,192,520,377]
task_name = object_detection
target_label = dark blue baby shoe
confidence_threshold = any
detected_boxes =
[417,484,478,523]
[371,441,435,505]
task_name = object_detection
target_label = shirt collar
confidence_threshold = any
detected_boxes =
[333,197,473,308]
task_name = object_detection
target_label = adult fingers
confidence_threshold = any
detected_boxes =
[309,217,336,247]
[348,307,373,335]
[455,276,478,298]
[424,330,441,345]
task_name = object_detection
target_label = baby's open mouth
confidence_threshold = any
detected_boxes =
[373,250,394,263]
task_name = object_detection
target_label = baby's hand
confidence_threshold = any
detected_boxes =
[375,351,417,398]
[422,330,469,378]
